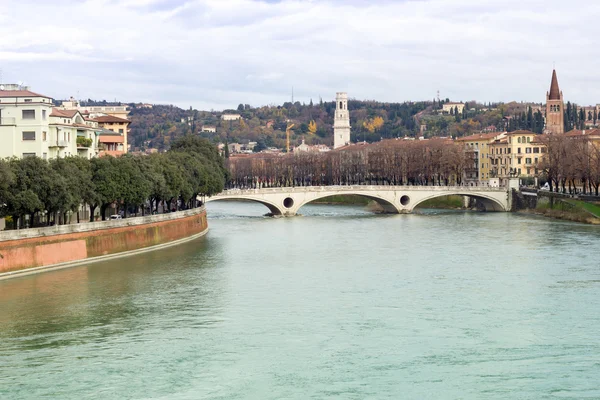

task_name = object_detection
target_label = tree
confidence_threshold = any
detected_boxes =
[308,120,317,135]
[0,159,15,217]
[237,104,244,111]
[91,156,122,220]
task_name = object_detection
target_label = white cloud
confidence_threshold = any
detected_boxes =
[1,0,599,108]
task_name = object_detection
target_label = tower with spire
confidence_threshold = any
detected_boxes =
[545,69,564,134]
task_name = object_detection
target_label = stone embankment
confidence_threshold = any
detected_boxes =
[0,207,208,279]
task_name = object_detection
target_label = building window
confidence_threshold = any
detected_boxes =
[42,152,47,160]
[22,153,36,158]
[42,131,47,141]
[118,129,124,134]
[518,148,521,154]
[24,99,32,103]
[533,147,539,153]
[526,158,532,164]
[527,168,531,175]
[507,148,511,154]
[526,148,532,154]
[22,110,35,119]
[22,131,36,140]
[518,137,521,143]
[527,137,531,143]
[517,157,522,164]
[42,110,47,120]
[518,168,521,175]
[534,157,538,164]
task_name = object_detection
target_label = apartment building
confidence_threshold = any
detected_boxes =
[93,115,130,154]
[60,97,130,153]
[49,109,99,159]
[456,131,506,185]
[489,130,546,185]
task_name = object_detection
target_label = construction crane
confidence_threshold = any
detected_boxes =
[286,122,295,153]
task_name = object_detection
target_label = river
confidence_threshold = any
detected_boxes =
[1,202,600,399]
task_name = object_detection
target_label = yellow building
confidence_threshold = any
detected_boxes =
[456,131,506,185]
[489,130,546,185]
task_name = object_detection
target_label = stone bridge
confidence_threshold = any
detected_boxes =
[206,183,517,216]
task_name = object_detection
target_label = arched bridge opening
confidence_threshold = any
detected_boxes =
[297,193,399,214]
[411,193,506,212]
[205,197,283,216]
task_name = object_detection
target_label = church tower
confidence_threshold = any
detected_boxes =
[333,92,351,149]
[545,69,564,134]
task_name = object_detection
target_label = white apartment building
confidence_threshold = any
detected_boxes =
[0,87,99,159]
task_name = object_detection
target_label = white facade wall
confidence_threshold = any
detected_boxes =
[0,92,97,159]
[0,94,54,159]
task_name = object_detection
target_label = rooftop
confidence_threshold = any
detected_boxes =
[0,89,51,99]
[94,115,130,123]
[456,132,505,142]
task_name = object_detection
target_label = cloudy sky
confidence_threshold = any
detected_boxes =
[1,0,599,110]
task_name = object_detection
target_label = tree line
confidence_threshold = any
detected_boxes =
[0,137,226,229]
[539,133,600,195]
[226,139,466,188]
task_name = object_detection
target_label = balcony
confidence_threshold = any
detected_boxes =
[49,139,69,148]
[0,117,16,126]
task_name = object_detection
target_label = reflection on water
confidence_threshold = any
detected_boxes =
[1,201,600,399]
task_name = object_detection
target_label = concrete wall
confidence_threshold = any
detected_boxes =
[0,207,207,274]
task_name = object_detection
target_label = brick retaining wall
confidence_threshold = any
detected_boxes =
[0,207,208,274]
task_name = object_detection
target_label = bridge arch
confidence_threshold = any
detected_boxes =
[410,192,507,212]
[297,192,400,214]
[205,196,284,216]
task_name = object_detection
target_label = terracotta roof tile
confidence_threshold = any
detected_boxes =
[95,115,130,123]
[0,89,51,98]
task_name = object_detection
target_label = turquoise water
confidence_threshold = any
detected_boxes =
[1,202,600,399]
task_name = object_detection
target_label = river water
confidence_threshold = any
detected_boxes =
[1,202,600,399]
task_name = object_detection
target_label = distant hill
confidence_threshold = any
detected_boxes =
[69,99,547,151]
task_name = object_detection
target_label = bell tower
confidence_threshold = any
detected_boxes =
[333,92,351,149]
[545,69,564,134]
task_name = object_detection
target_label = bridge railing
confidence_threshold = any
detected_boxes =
[212,185,508,196]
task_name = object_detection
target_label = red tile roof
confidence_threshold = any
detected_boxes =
[564,129,600,137]
[0,89,51,98]
[50,108,80,118]
[456,132,505,141]
[95,115,130,123]
[506,130,536,136]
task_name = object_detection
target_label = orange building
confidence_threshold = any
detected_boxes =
[94,115,130,154]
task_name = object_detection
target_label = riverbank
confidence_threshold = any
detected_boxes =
[521,197,600,224]
[416,195,465,210]
[0,207,208,278]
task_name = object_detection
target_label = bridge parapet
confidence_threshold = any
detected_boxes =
[220,185,508,195]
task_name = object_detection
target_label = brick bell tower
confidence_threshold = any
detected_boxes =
[545,69,564,134]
